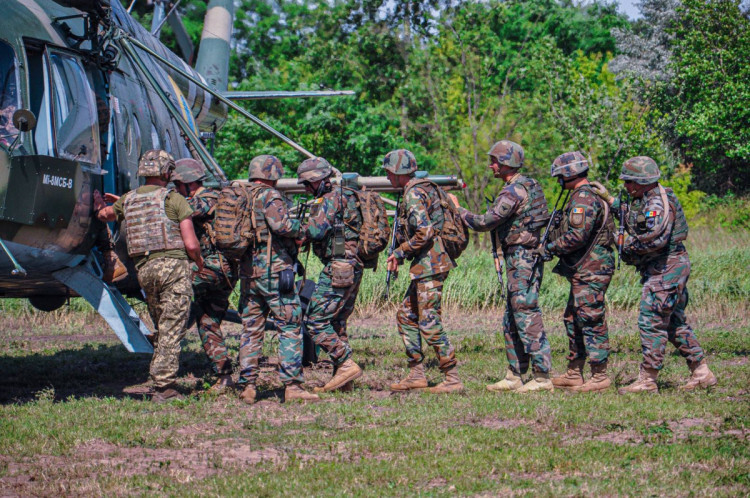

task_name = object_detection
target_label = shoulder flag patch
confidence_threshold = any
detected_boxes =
[572,207,585,214]
[646,210,659,217]
[313,197,324,204]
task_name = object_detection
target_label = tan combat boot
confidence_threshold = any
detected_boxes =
[486,368,524,392]
[314,358,363,393]
[574,362,611,393]
[679,359,718,391]
[209,374,235,393]
[515,372,554,393]
[238,384,257,404]
[284,383,321,402]
[428,366,464,394]
[390,362,429,392]
[551,358,585,390]
[618,366,659,394]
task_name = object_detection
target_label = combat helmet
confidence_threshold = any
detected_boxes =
[296,157,333,184]
[172,158,207,184]
[487,140,524,168]
[383,149,417,175]
[620,156,660,185]
[248,155,284,181]
[137,149,175,178]
[551,151,589,179]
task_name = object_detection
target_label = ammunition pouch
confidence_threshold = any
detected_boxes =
[279,268,296,294]
[331,260,355,288]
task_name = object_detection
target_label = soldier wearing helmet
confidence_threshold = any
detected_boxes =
[540,151,616,393]
[172,158,239,392]
[237,155,319,404]
[295,157,365,394]
[384,149,464,394]
[456,140,553,394]
[94,149,203,403]
[592,156,717,394]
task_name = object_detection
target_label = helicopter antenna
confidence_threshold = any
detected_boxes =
[126,0,137,14]
[153,0,182,36]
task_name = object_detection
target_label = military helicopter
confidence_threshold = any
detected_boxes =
[0,0,462,354]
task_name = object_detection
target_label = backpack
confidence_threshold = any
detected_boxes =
[342,187,391,268]
[405,179,469,260]
[213,181,257,261]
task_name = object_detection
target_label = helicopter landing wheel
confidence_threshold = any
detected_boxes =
[28,295,67,312]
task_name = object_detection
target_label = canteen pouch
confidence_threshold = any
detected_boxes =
[279,268,296,294]
[330,260,355,288]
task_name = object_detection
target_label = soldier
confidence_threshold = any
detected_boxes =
[457,140,553,393]
[236,155,319,404]
[171,158,238,392]
[94,149,203,403]
[592,157,717,393]
[295,157,365,393]
[539,152,616,392]
[384,149,464,394]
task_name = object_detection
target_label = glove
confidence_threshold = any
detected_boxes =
[533,244,552,262]
[590,181,613,204]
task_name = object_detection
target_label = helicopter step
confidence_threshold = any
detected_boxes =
[52,264,154,354]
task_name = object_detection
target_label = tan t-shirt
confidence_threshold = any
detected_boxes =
[113,185,193,267]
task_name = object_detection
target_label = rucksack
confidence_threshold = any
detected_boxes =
[342,187,391,268]
[213,181,258,261]
[405,179,469,260]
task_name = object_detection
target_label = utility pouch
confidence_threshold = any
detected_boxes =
[333,221,346,258]
[330,260,355,288]
[279,268,296,294]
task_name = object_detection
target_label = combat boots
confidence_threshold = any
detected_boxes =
[574,362,611,393]
[390,362,428,392]
[551,358,585,390]
[314,358,363,393]
[152,385,183,403]
[515,372,554,393]
[209,374,235,393]
[284,383,321,402]
[428,365,464,394]
[618,366,659,394]
[679,359,718,391]
[239,384,257,404]
[486,368,524,392]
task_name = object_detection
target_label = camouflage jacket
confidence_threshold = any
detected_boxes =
[239,184,300,279]
[547,183,615,279]
[187,186,219,258]
[615,184,689,272]
[459,173,548,251]
[303,185,363,265]
[393,178,455,279]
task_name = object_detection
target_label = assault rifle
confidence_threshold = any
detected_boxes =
[616,192,628,270]
[529,188,570,283]
[384,194,401,300]
[485,195,505,298]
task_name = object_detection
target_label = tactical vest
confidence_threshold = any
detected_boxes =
[399,179,446,238]
[496,175,549,247]
[314,188,362,261]
[247,183,272,246]
[665,187,689,249]
[123,188,184,257]
[191,187,219,256]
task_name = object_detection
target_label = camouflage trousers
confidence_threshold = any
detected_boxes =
[304,261,363,366]
[563,274,612,365]
[192,254,237,376]
[138,258,192,389]
[503,247,551,374]
[638,252,705,370]
[238,272,303,385]
[397,272,456,370]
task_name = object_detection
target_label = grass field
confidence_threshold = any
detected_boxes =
[0,228,748,496]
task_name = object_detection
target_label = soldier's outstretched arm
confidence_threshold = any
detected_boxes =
[304,196,336,242]
[264,193,300,238]
[180,218,203,271]
[391,189,434,261]
[458,184,525,232]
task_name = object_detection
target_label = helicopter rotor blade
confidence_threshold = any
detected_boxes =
[166,8,195,63]
[224,90,355,101]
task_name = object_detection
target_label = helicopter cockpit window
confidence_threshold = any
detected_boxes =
[0,40,20,147]
[48,51,100,165]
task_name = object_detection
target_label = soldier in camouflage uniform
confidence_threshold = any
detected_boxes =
[94,150,203,403]
[539,152,616,393]
[172,158,238,392]
[236,155,319,404]
[296,157,365,393]
[457,140,553,393]
[384,149,464,394]
[592,157,717,393]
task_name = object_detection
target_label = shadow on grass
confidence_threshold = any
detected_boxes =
[0,343,211,405]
